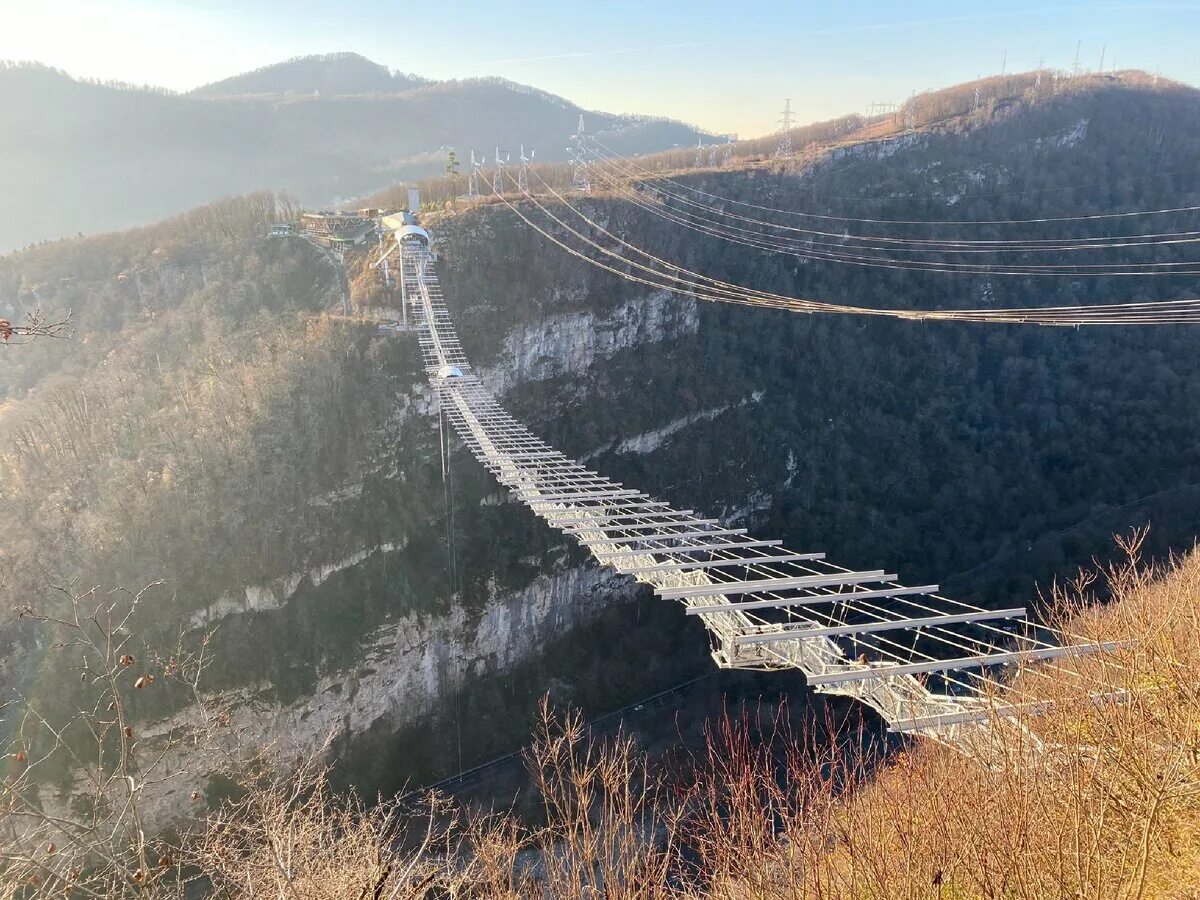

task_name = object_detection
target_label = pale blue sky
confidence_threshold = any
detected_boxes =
[2,1,1198,136]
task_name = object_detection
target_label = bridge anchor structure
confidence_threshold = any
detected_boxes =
[390,235,1117,757]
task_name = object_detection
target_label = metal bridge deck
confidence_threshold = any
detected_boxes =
[399,245,1110,753]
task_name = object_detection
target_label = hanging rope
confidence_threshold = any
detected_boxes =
[439,405,458,596]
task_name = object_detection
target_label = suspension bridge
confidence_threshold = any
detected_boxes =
[367,119,1200,753]
[378,238,1117,757]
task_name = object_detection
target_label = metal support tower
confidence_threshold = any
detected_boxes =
[467,150,481,200]
[724,135,735,166]
[398,249,412,329]
[570,115,591,193]
[376,228,393,290]
[332,247,350,316]
[518,145,534,193]
[695,137,706,168]
[492,147,510,196]
[776,100,795,158]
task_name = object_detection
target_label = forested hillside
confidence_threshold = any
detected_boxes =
[3,72,1200,821]
[0,192,416,722]
[0,55,715,253]
[190,52,430,97]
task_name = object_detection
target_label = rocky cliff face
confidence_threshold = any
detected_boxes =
[473,289,697,397]
[40,562,642,830]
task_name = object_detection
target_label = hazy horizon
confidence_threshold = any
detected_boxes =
[3,0,1199,138]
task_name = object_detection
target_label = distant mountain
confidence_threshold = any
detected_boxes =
[190,52,430,97]
[0,57,716,253]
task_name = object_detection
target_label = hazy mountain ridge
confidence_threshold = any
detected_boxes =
[190,51,430,97]
[0,55,715,253]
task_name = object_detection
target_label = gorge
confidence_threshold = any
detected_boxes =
[4,72,1200,828]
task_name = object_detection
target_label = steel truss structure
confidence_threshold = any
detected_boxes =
[399,244,1114,754]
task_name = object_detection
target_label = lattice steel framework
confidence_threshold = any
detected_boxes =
[570,115,591,193]
[777,99,795,158]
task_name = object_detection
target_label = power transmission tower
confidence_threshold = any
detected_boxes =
[1098,45,1106,72]
[570,114,591,193]
[724,134,735,166]
[1072,40,1081,77]
[1001,49,1007,75]
[517,145,533,193]
[694,137,706,168]
[776,99,795,158]
[492,147,509,195]
[467,150,480,199]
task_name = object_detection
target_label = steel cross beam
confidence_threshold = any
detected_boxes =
[683,584,940,615]
[656,571,895,600]
[805,642,1121,686]
[731,607,1027,644]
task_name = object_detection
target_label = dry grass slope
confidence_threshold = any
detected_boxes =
[5,540,1200,898]
[707,540,1200,900]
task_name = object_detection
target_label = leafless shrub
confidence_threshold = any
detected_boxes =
[522,698,680,899]
[1,583,216,898]
[0,310,72,347]
[191,754,464,899]
[745,533,1200,899]
[6,537,1200,898]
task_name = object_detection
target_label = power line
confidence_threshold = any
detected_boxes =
[593,151,1200,253]
[582,152,1200,277]
[493,166,1200,326]
[586,136,1200,229]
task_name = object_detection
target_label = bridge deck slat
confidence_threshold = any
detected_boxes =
[684,584,940,615]
[806,642,1120,686]
[732,607,1027,645]
[658,571,893,600]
